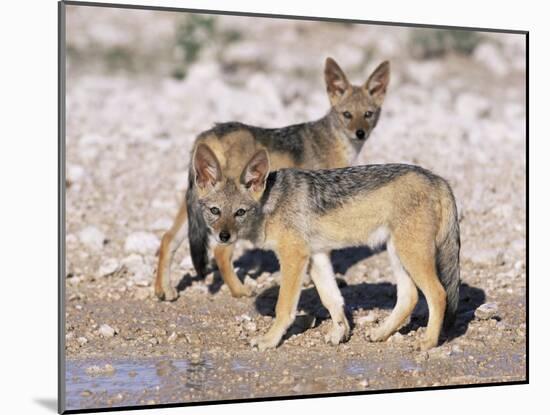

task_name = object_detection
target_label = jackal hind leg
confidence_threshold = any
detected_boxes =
[310,252,350,345]
[368,238,418,342]
[391,233,445,350]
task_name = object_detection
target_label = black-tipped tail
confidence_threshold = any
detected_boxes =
[186,184,210,278]
[436,193,461,330]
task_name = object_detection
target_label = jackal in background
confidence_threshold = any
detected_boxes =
[192,145,460,350]
[155,57,391,301]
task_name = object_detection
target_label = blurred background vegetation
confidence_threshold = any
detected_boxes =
[66,7,522,82]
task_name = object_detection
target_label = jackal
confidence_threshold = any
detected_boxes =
[191,144,460,351]
[155,57,391,301]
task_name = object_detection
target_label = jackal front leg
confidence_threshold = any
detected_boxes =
[213,244,252,297]
[251,234,309,350]
[154,202,188,301]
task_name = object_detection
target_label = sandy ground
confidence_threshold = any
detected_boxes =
[63,6,526,411]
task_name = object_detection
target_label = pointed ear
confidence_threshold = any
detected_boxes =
[240,149,270,196]
[364,61,390,106]
[324,57,351,106]
[193,143,222,191]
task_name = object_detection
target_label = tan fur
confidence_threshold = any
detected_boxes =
[247,166,457,351]
[251,225,310,350]
[154,203,188,301]
[213,244,252,297]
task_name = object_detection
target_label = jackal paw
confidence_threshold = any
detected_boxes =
[250,334,280,351]
[230,284,254,298]
[155,286,179,302]
[367,326,391,343]
[415,337,439,351]
[324,320,350,345]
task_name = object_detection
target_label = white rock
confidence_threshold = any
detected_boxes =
[475,303,499,320]
[78,226,105,251]
[122,254,153,286]
[179,255,194,270]
[243,275,257,287]
[358,379,370,388]
[474,42,509,77]
[388,332,404,343]
[149,217,173,232]
[77,337,88,346]
[97,258,120,277]
[455,93,491,120]
[514,260,525,272]
[124,232,160,255]
[67,164,86,183]
[98,324,116,338]
[356,312,378,326]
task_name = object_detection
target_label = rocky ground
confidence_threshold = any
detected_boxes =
[63,6,526,411]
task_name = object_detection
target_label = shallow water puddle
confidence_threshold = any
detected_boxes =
[65,358,213,410]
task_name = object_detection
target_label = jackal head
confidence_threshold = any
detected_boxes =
[193,143,269,245]
[324,57,390,144]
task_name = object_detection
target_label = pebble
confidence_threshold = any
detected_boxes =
[167,332,178,343]
[124,232,160,255]
[475,303,499,320]
[78,226,105,251]
[134,287,150,300]
[358,379,370,388]
[451,344,463,355]
[388,332,404,343]
[243,275,257,287]
[85,364,116,376]
[243,321,257,332]
[98,324,116,338]
[122,254,153,285]
[77,337,88,346]
[356,312,378,325]
[67,164,86,184]
[98,258,120,277]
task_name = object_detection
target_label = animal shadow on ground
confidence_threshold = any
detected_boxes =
[255,281,485,344]
[248,246,486,343]
[175,245,375,295]
[175,245,486,344]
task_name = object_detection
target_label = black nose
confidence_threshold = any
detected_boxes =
[219,231,230,243]
[356,129,365,139]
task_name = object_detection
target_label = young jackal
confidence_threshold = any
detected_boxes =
[192,144,461,350]
[155,58,391,301]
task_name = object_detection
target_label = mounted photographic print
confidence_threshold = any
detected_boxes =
[59,1,528,413]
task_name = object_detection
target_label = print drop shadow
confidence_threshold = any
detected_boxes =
[254,281,485,343]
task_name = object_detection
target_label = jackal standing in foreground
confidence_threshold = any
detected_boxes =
[192,144,460,350]
[155,58,391,301]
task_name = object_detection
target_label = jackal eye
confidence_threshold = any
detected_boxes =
[343,111,352,119]
[235,208,246,217]
[364,111,374,118]
[210,207,220,215]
